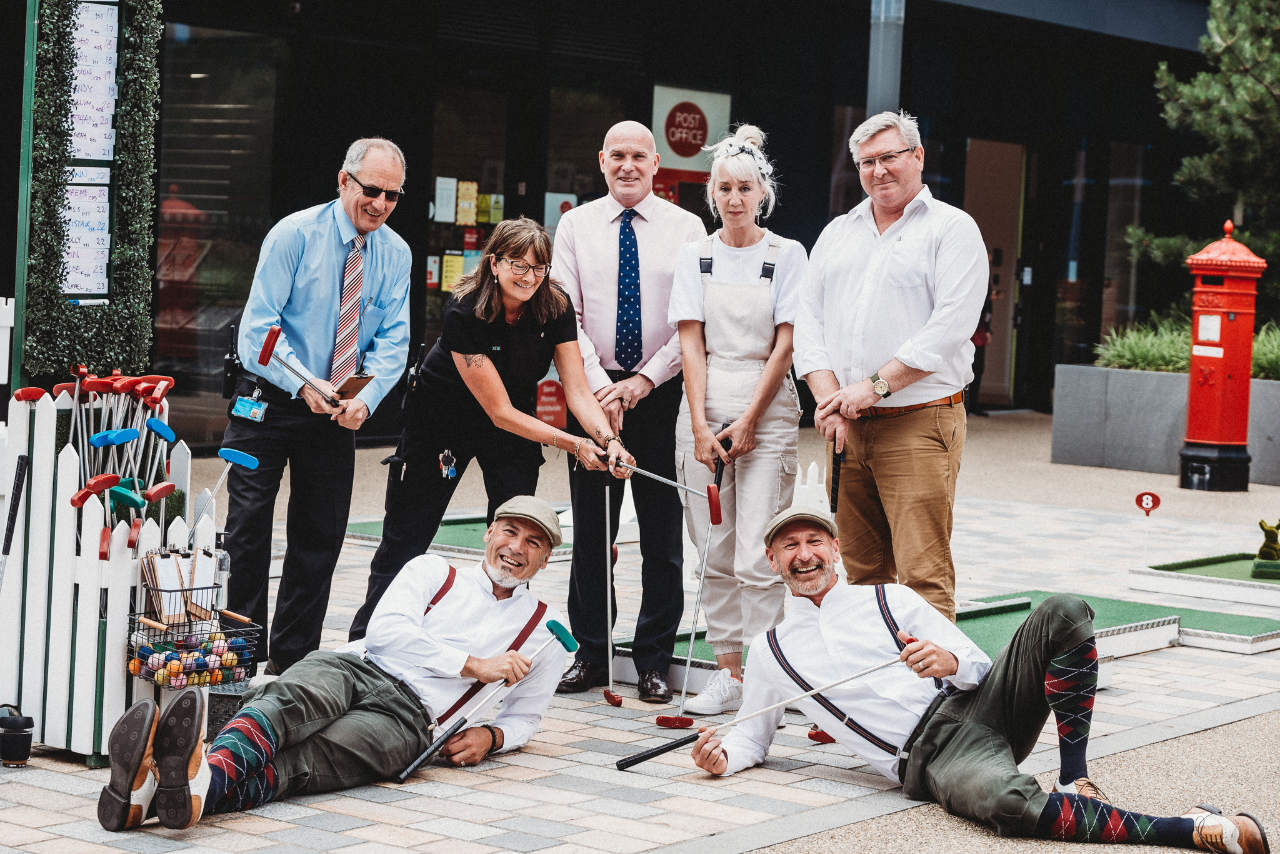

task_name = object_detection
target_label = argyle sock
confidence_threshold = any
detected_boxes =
[1035,793,1195,845]
[1045,636,1098,784]
[205,707,279,813]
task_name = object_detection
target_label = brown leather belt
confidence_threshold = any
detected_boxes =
[861,391,964,419]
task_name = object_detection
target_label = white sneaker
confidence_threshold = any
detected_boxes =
[683,668,742,715]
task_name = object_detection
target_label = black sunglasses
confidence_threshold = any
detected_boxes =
[347,173,404,203]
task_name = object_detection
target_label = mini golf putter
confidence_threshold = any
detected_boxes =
[603,480,622,707]
[658,427,732,730]
[258,324,341,407]
[809,636,917,744]
[398,619,578,781]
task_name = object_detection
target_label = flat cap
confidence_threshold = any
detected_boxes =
[763,504,838,547]
[494,495,563,548]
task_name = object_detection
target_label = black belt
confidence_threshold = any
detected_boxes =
[897,690,948,782]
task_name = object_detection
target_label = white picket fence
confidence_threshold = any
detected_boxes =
[0,390,214,758]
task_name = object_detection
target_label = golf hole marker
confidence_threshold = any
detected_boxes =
[1135,491,1160,569]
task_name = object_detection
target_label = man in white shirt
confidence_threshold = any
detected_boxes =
[794,110,988,621]
[97,497,567,832]
[552,121,707,702]
[689,506,1268,853]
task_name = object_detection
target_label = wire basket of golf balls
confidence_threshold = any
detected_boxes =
[127,585,261,689]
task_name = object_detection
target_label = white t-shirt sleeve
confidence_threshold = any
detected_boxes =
[667,239,707,325]
[771,239,808,326]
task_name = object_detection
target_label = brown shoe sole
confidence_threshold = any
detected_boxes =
[154,689,206,829]
[98,700,158,831]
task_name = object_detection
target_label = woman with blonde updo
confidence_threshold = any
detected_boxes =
[668,124,807,714]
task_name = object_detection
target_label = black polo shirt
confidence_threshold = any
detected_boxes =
[416,288,578,432]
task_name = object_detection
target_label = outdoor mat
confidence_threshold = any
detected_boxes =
[1149,553,1280,583]
[642,589,1280,664]
[347,516,572,552]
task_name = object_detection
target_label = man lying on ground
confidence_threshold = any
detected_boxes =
[99,495,567,832]
[690,504,1269,854]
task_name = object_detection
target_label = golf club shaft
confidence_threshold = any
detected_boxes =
[674,427,731,715]
[399,632,563,781]
[605,480,614,698]
[829,444,843,514]
[270,353,341,408]
[617,656,903,770]
[0,455,31,592]
[614,462,705,499]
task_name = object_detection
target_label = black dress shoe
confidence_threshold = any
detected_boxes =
[557,658,608,694]
[637,669,672,703]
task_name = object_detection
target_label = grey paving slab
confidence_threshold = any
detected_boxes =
[101,833,193,853]
[340,784,417,803]
[479,830,559,851]
[492,815,585,838]
[263,827,365,850]
[717,793,810,815]
[291,811,375,831]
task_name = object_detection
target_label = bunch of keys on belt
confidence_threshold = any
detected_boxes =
[439,449,456,479]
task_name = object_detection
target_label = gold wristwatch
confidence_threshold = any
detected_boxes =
[870,373,891,399]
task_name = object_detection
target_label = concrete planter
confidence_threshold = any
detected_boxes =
[1051,364,1280,485]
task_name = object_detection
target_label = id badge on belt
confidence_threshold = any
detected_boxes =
[231,388,268,422]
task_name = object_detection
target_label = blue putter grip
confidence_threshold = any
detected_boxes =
[114,428,140,444]
[146,417,176,442]
[218,448,260,470]
[546,619,578,653]
[89,430,112,448]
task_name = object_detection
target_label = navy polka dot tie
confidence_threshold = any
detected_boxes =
[615,208,642,371]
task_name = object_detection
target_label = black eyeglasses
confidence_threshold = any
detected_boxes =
[855,147,915,172]
[502,258,550,278]
[347,173,405,203]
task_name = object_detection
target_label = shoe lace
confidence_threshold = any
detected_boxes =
[1068,777,1111,804]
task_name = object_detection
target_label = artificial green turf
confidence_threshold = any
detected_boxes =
[656,589,1280,664]
[1149,553,1280,584]
[346,518,571,550]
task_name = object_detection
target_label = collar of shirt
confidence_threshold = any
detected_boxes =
[600,190,661,223]
[848,184,935,232]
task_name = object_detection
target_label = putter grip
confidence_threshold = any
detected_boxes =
[829,446,843,514]
[615,732,700,771]
[3,456,29,556]
[399,717,467,782]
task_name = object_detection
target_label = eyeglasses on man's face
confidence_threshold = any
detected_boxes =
[855,147,915,172]
[347,173,405,203]
[502,258,550,278]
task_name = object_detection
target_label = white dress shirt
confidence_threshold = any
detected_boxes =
[667,230,807,326]
[342,555,566,753]
[554,192,707,391]
[793,186,989,406]
[720,582,990,782]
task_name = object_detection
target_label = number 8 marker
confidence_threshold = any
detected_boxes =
[1135,491,1160,516]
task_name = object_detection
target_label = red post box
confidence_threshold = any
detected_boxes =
[1180,220,1267,491]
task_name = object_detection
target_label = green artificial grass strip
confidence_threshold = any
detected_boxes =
[654,589,1280,665]
[1150,553,1280,584]
[347,517,571,551]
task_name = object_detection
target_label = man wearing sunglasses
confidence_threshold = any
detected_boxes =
[223,137,412,675]
[795,110,988,623]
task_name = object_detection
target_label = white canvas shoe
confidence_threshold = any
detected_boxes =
[684,668,743,716]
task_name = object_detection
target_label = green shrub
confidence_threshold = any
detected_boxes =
[1096,316,1280,379]
[1255,322,1280,380]
[1094,315,1191,373]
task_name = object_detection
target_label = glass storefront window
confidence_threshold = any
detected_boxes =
[155,24,286,444]
[1102,141,1146,332]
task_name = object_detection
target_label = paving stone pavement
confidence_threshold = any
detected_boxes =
[11,420,1280,853]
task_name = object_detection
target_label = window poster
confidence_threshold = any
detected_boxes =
[433,177,458,224]
[425,255,440,290]
[456,180,478,226]
[441,251,465,292]
[476,194,491,224]
[489,194,504,222]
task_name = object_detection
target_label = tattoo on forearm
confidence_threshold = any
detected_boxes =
[463,353,489,369]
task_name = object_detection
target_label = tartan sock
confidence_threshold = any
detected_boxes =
[1035,793,1195,846]
[1045,636,1098,783]
[205,707,279,813]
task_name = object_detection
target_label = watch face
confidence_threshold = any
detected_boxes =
[873,378,889,396]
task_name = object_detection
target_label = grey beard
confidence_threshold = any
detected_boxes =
[483,558,524,589]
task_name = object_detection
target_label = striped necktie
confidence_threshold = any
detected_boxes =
[330,233,365,385]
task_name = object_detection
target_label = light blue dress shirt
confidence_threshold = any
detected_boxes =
[237,200,412,414]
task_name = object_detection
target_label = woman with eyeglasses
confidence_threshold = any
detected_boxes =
[666,125,808,715]
[349,216,634,639]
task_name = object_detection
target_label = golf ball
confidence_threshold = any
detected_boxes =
[154,669,168,686]
[222,651,238,667]
[211,639,228,656]
[166,660,183,676]
[169,672,187,689]
[138,644,155,658]
[208,631,225,642]
[147,653,164,670]
[205,653,221,669]
[182,635,199,650]
[128,659,141,675]
[209,669,222,685]
[165,651,181,663]
[229,637,246,653]
[233,666,246,681]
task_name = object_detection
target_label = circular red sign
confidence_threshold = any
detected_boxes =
[665,101,708,158]
[559,200,573,214]
[1135,491,1161,516]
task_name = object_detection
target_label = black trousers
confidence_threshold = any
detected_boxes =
[222,379,356,672]
[348,413,542,641]
[566,372,684,671]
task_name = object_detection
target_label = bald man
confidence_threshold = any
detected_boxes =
[552,121,707,702]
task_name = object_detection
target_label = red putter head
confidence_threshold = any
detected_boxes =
[259,325,282,366]
[706,485,722,526]
[99,527,111,561]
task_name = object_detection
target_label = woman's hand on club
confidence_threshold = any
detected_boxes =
[575,441,609,472]
[691,726,728,775]
[718,419,756,461]
[606,440,634,478]
[897,630,959,680]
[693,425,731,472]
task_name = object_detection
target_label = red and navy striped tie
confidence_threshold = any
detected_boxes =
[330,233,365,385]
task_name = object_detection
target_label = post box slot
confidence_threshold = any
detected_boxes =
[1199,275,1224,286]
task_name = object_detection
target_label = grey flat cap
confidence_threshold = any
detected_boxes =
[494,495,563,547]
[763,504,838,547]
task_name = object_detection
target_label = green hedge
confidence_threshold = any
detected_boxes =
[1095,316,1280,380]
[23,0,162,378]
